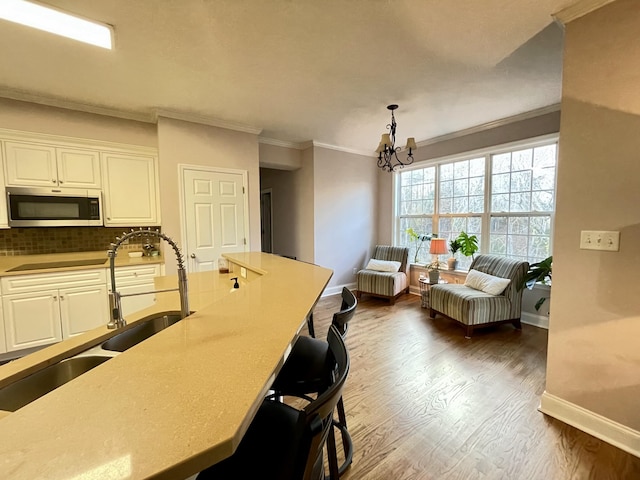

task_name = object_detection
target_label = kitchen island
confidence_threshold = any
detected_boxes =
[0,252,332,479]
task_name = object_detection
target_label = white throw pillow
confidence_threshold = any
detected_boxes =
[365,259,401,273]
[465,269,511,295]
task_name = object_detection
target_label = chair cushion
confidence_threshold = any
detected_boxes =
[430,284,512,326]
[197,399,302,479]
[357,270,407,297]
[365,258,401,272]
[271,336,330,395]
[464,269,511,295]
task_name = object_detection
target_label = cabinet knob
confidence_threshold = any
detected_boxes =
[52,180,56,183]
[59,180,64,184]
[190,253,196,258]
[53,295,58,301]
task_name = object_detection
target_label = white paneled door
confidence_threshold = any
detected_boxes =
[182,167,248,272]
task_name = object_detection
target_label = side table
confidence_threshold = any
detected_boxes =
[419,277,448,308]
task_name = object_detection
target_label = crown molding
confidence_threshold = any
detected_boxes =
[154,109,262,135]
[417,103,561,148]
[310,141,373,157]
[553,0,616,25]
[259,137,372,156]
[0,88,154,123]
[258,137,304,149]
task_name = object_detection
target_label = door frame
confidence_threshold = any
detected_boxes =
[260,188,273,254]
[178,164,250,270]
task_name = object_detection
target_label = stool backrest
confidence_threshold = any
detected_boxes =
[332,287,357,338]
[296,325,349,479]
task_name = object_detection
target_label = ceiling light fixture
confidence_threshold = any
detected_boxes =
[0,0,113,50]
[375,104,417,172]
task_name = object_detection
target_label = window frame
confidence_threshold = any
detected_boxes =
[393,133,559,266]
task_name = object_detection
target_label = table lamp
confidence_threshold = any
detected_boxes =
[429,238,448,283]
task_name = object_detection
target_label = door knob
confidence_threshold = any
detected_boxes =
[190,253,196,258]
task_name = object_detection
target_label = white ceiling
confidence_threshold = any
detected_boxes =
[0,0,572,154]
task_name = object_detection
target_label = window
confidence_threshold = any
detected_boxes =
[395,136,557,268]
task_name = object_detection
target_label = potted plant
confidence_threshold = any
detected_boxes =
[456,231,478,260]
[406,228,434,263]
[447,239,460,270]
[427,260,442,283]
[518,256,552,311]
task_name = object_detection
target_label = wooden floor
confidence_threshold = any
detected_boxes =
[309,293,640,480]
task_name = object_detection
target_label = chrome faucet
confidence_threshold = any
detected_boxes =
[107,228,190,329]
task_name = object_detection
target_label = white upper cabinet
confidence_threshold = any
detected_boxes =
[56,147,101,188]
[3,141,101,189]
[0,143,9,229]
[101,152,161,226]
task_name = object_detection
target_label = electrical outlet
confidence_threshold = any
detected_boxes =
[580,230,620,251]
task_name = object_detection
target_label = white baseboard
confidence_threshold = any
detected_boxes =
[521,311,549,329]
[539,391,640,457]
[322,282,356,297]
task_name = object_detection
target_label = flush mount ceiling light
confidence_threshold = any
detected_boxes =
[375,104,417,172]
[0,0,113,49]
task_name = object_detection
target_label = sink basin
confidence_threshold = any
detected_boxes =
[0,356,111,412]
[101,313,183,352]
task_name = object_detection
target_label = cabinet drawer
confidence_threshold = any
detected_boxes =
[1,269,107,295]
[111,265,161,286]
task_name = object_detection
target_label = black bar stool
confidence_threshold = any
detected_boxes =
[270,287,357,477]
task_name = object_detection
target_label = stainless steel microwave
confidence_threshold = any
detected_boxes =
[6,187,103,227]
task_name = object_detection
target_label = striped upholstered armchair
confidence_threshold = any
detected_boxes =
[429,255,529,338]
[356,245,409,305]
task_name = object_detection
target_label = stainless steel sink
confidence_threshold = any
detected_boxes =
[101,313,183,352]
[0,356,111,412]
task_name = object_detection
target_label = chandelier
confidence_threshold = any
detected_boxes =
[375,104,417,172]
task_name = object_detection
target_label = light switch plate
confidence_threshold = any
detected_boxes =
[580,230,620,251]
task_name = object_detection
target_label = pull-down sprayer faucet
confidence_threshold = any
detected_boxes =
[107,229,190,329]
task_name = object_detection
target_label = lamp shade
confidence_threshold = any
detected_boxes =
[405,137,417,150]
[381,133,392,146]
[429,238,448,255]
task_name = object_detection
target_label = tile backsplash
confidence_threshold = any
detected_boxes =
[0,226,162,256]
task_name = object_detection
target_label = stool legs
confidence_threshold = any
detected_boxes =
[306,312,316,338]
[327,396,353,477]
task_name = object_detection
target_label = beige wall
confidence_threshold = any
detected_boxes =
[157,117,261,274]
[545,0,640,431]
[313,147,378,288]
[0,98,156,147]
[258,143,302,170]
[294,147,316,263]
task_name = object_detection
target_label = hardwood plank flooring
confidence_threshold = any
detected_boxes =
[309,292,640,480]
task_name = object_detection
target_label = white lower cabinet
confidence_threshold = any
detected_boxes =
[0,302,7,354]
[1,269,108,352]
[59,284,109,338]
[2,290,63,351]
[109,264,161,318]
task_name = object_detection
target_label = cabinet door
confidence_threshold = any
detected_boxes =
[0,302,6,354]
[101,152,160,226]
[59,285,109,338]
[116,283,156,318]
[56,147,101,188]
[2,290,62,352]
[0,142,9,229]
[3,141,58,187]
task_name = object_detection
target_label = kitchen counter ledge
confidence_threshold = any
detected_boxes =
[0,252,332,480]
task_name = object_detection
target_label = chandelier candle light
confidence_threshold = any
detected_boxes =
[375,104,417,172]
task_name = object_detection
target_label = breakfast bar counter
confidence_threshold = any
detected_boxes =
[0,252,332,479]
